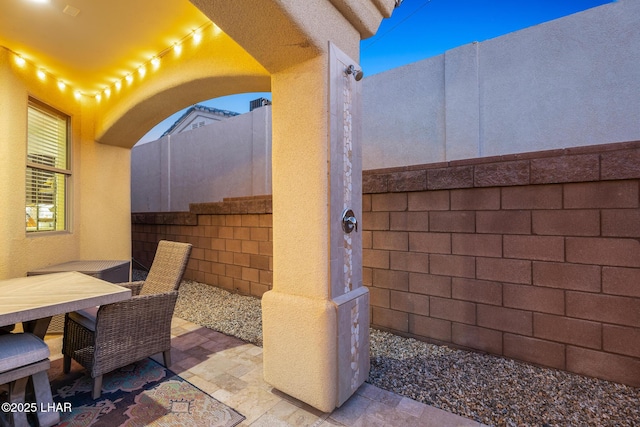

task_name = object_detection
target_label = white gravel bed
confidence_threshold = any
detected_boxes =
[170,277,639,426]
[175,280,263,346]
[368,330,639,426]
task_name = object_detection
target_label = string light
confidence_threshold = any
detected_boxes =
[8,20,215,103]
[192,29,202,44]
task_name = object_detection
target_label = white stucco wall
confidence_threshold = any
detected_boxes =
[131,106,271,212]
[132,0,640,211]
[363,0,640,168]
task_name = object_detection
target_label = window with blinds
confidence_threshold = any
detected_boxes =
[25,99,70,232]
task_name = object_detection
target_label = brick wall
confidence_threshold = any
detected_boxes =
[131,141,640,387]
[362,141,640,387]
[132,196,273,298]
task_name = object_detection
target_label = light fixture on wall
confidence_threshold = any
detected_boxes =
[345,64,363,81]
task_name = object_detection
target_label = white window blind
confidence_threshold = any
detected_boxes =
[25,100,70,232]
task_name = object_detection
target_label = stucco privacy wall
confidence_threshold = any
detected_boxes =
[363,0,640,169]
[131,106,271,212]
[0,48,131,280]
[132,141,640,388]
[131,0,640,210]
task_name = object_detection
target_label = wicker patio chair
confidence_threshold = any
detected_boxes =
[61,240,192,399]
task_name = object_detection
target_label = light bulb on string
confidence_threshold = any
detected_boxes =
[193,29,202,44]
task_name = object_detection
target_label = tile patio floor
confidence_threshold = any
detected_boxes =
[45,317,486,427]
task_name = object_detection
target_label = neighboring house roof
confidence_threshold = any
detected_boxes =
[161,104,240,137]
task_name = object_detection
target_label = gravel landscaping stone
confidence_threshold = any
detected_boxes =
[170,277,639,426]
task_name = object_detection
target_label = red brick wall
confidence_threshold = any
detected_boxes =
[131,141,640,387]
[132,196,273,298]
[363,141,640,387]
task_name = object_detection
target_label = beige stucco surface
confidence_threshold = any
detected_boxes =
[262,291,338,412]
[0,48,130,279]
[263,55,338,411]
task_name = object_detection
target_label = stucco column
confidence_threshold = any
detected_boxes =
[263,55,336,412]
[188,0,396,413]
[262,44,367,411]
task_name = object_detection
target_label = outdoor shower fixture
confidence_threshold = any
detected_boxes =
[345,64,364,81]
[342,208,358,233]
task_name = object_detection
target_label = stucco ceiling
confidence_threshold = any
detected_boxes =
[0,0,213,94]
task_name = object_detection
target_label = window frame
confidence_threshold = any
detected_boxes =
[25,98,72,234]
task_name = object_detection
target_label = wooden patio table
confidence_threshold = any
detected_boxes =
[0,271,131,338]
[0,271,131,424]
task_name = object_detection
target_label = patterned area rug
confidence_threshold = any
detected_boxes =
[48,358,244,427]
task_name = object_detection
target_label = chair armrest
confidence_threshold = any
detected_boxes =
[117,281,145,296]
[94,292,178,336]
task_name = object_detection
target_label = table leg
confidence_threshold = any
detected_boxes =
[22,317,52,339]
[6,376,29,427]
[31,370,60,427]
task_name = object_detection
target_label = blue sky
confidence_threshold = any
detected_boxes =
[137,0,613,144]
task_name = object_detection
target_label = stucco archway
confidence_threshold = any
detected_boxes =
[94,27,270,149]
